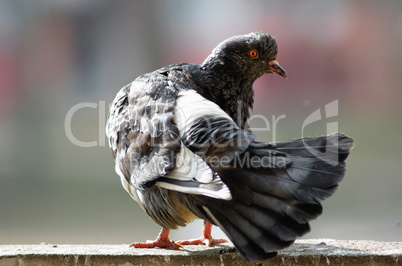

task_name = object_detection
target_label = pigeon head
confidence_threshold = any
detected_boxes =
[202,32,287,84]
[199,32,287,128]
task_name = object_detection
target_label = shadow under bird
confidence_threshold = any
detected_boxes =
[106,32,354,261]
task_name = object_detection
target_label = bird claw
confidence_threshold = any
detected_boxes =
[177,236,228,247]
[129,228,183,249]
[129,240,183,249]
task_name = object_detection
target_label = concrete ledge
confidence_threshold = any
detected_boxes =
[1,239,401,265]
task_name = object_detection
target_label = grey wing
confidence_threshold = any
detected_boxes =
[106,69,232,203]
[106,72,180,190]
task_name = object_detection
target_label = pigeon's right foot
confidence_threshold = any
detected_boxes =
[129,228,182,249]
[177,221,228,247]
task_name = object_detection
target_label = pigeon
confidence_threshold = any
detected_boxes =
[106,32,354,261]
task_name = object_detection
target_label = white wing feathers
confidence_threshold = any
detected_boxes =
[155,90,233,200]
[174,89,233,137]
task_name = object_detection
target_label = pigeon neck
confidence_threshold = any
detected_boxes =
[200,59,255,129]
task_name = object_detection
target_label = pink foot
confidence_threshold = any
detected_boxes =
[129,228,182,249]
[177,221,228,247]
[177,236,228,246]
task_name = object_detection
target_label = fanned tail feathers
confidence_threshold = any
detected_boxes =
[200,133,354,261]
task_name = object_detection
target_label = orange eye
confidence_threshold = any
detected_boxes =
[249,49,258,58]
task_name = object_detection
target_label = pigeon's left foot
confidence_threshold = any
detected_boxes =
[177,221,228,246]
[129,228,183,249]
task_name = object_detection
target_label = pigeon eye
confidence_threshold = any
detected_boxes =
[248,49,258,58]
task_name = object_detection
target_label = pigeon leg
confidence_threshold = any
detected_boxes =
[177,221,228,246]
[129,228,182,249]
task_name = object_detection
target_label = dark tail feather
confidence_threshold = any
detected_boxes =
[204,133,354,261]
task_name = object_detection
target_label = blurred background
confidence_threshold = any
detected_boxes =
[1,0,401,245]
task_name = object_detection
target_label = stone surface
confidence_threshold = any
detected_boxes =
[0,239,401,265]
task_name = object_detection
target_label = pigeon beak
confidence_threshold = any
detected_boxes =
[268,60,287,79]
